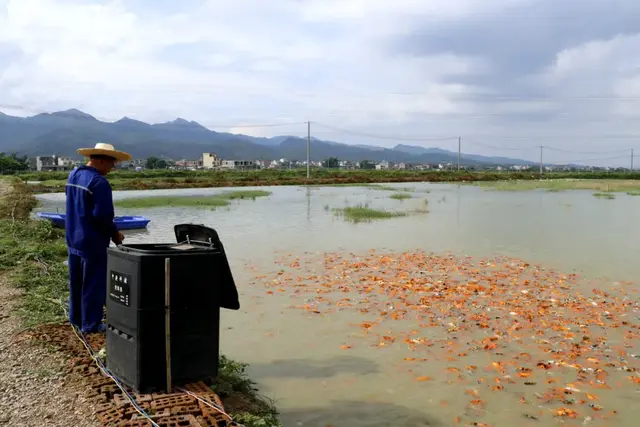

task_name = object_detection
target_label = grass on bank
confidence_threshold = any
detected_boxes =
[18,168,640,184]
[23,169,640,195]
[115,190,271,209]
[0,178,282,427]
[31,170,640,198]
[473,179,640,193]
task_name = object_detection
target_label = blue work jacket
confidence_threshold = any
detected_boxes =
[65,165,118,257]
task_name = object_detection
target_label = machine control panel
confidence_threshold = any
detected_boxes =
[109,271,131,307]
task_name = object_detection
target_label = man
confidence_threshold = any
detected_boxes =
[66,142,132,334]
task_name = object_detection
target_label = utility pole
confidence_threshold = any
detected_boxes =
[631,148,634,172]
[307,121,311,179]
[539,145,543,176]
[457,137,461,171]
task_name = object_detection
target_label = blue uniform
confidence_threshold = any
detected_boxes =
[65,165,118,333]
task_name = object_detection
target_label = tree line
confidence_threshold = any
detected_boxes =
[0,153,29,174]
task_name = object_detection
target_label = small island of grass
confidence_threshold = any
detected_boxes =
[115,190,271,209]
[593,192,615,200]
[390,192,412,200]
[333,205,406,223]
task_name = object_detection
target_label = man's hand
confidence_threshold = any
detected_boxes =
[112,231,125,245]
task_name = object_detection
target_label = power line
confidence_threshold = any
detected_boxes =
[313,123,640,141]
[548,155,633,165]
[542,146,633,155]
[205,121,305,129]
[288,92,640,101]
[466,135,640,140]
[1,103,639,163]
[462,140,539,152]
[313,124,640,154]
[312,122,460,142]
[3,102,640,138]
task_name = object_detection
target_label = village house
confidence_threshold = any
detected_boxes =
[254,160,268,169]
[339,160,359,169]
[394,162,407,170]
[221,160,256,170]
[175,159,201,170]
[30,155,76,172]
[201,153,222,169]
[375,160,393,170]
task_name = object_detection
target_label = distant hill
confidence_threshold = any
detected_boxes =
[394,144,532,166]
[0,109,532,165]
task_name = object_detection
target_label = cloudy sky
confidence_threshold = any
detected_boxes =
[1,0,640,164]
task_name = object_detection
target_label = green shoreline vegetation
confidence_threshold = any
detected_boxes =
[389,192,412,200]
[471,178,640,192]
[593,192,616,200]
[332,197,429,223]
[17,169,640,194]
[333,205,407,223]
[115,190,271,209]
[0,177,282,427]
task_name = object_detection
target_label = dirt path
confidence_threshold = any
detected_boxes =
[0,277,99,426]
[0,178,98,427]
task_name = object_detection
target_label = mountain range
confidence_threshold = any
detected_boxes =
[0,109,533,166]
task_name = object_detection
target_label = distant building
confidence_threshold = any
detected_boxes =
[176,159,201,170]
[202,153,222,169]
[375,160,393,170]
[31,155,76,172]
[339,160,358,169]
[221,160,256,170]
[57,156,75,169]
[118,159,144,170]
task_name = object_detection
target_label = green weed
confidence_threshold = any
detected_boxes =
[390,192,412,200]
[115,190,271,209]
[593,192,616,200]
[216,356,282,427]
[219,190,272,200]
[333,205,406,223]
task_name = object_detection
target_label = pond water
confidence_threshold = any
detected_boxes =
[35,183,640,427]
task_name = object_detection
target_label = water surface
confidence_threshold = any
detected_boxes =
[35,183,640,426]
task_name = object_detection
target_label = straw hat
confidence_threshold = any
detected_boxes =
[77,142,132,162]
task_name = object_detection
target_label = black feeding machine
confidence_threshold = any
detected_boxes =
[105,224,240,393]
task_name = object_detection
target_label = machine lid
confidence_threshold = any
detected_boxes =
[173,223,240,311]
[174,223,220,247]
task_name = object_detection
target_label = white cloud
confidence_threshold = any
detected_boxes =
[1,0,640,165]
[539,34,640,125]
[1,0,488,125]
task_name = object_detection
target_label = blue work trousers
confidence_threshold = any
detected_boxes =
[68,253,107,332]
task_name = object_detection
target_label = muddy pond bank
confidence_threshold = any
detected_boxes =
[23,169,640,194]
